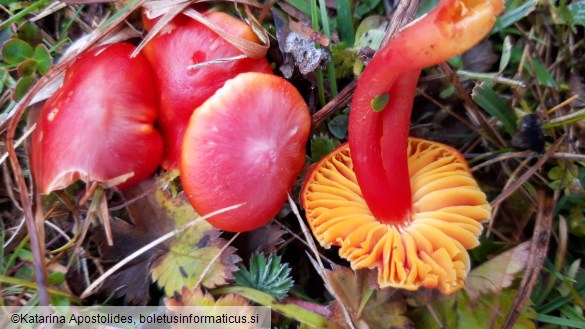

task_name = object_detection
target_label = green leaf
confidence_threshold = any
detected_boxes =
[371,93,390,112]
[48,272,65,285]
[411,289,536,329]
[568,1,585,27]
[499,35,512,73]
[15,22,42,46]
[2,39,34,65]
[0,68,7,94]
[472,83,517,134]
[465,241,530,301]
[214,286,342,328]
[353,16,387,74]
[17,58,37,76]
[355,0,382,19]
[150,190,240,296]
[543,108,585,129]
[493,0,538,33]
[34,44,52,75]
[354,15,387,50]
[526,57,557,88]
[458,290,536,329]
[310,134,340,162]
[234,253,294,299]
[535,314,585,329]
[328,114,349,139]
[416,0,440,17]
[97,0,141,31]
[409,293,458,329]
[14,76,33,101]
[335,0,354,45]
[283,0,312,17]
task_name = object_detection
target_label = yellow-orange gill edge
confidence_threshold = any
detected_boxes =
[300,137,491,295]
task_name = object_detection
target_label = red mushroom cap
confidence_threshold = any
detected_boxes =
[181,72,310,232]
[143,11,273,170]
[31,42,163,194]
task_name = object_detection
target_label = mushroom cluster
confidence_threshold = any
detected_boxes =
[142,11,273,170]
[301,0,504,294]
[32,8,311,234]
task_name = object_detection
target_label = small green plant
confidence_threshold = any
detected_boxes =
[1,22,52,101]
[234,253,294,299]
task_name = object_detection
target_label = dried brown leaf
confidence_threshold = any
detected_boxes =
[235,222,285,258]
[166,287,251,307]
[92,179,171,304]
[462,39,499,73]
[325,266,412,329]
[465,241,530,302]
[182,8,268,59]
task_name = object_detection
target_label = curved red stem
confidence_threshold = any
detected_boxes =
[348,0,504,225]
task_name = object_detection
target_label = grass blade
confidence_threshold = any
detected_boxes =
[472,83,517,135]
[336,0,354,45]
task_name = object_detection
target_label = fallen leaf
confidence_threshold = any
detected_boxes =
[92,178,171,304]
[325,266,412,329]
[92,174,239,302]
[462,39,499,73]
[409,289,536,329]
[166,287,258,329]
[458,289,536,329]
[166,287,251,307]
[465,241,531,302]
[150,189,240,296]
[234,222,285,257]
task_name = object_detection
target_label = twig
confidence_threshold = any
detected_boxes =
[489,137,563,210]
[0,123,36,166]
[80,203,243,298]
[547,94,579,114]
[440,63,506,148]
[311,80,356,129]
[2,216,25,249]
[488,157,532,236]
[287,194,356,329]
[273,219,335,265]
[187,55,247,70]
[381,0,420,48]
[502,191,554,329]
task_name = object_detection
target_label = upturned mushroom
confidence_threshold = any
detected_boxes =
[181,72,310,232]
[301,0,504,295]
[32,42,163,194]
[143,11,273,170]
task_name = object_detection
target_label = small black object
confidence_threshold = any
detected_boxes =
[511,114,545,153]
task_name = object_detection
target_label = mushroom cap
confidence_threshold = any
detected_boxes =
[181,72,310,232]
[31,43,163,194]
[143,11,273,170]
[301,138,490,295]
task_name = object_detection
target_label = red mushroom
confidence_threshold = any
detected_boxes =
[181,72,310,232]
[301,0,504,294]
[143,11,273,170]
[32,42,163,194]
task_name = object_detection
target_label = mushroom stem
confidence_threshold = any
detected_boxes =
[349,0,504,225]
